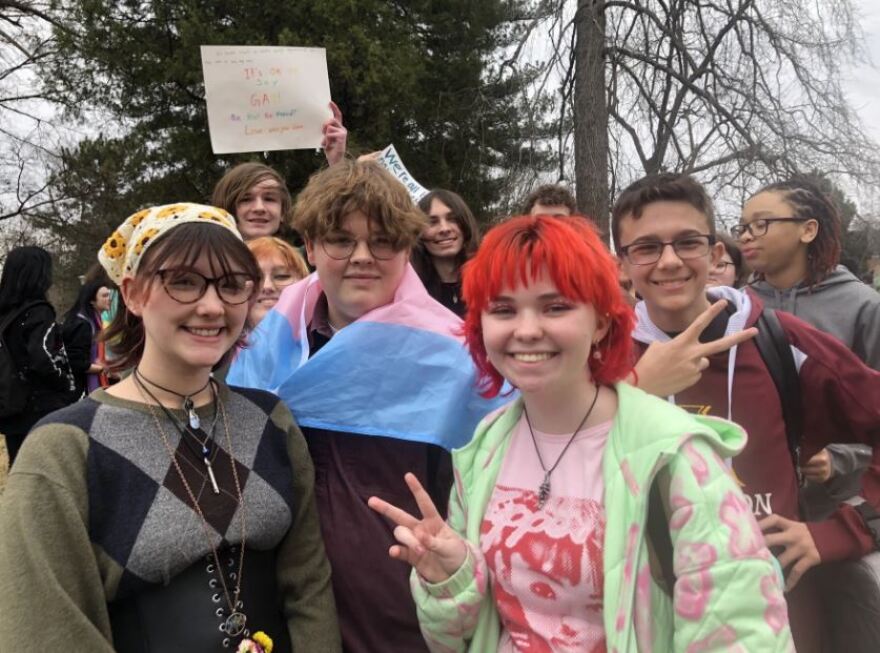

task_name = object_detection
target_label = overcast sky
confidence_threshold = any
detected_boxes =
[847,0,880,143]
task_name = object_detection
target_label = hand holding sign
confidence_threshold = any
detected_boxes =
[321,101,347,166]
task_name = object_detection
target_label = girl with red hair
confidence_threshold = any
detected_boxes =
[370,215,792,652]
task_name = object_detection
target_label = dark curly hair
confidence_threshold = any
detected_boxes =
[521,184,577,215]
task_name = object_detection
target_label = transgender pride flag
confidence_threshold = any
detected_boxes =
[227,265,507,451]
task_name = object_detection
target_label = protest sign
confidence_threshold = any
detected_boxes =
[375,145,430,203]
[200,45,331,154]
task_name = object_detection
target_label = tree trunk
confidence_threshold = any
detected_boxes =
[573,0,609,237]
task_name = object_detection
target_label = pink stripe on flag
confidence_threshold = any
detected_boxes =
[272,265,464,342]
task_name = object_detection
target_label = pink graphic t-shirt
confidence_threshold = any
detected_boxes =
[480,415,611,653]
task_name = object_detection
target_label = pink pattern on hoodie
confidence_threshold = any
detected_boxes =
[681,441,710,487]
[633,565,654,653]
[761,574,790,635]
[720,491,766,559]
[616,524,641,632]
[674,542,717,621]
[685,625,745,653]
[620,460,641,496]
[668,475,694,533]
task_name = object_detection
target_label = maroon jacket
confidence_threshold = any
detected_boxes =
[632,288,880,651]
[633,289,880,561]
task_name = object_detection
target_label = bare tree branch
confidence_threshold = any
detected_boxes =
[519,0,880,233]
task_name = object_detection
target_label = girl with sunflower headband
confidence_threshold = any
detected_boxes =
[0,204,340,652]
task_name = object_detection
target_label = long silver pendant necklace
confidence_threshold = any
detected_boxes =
[135,379,250,639]
[525,384,600,509]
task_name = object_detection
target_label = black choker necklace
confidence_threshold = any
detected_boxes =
[134,368,211,429]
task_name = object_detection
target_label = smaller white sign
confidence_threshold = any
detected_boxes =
[376,145,430,203]
[200,45,331,154]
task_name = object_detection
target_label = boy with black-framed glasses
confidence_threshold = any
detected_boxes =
[613,172,880,653]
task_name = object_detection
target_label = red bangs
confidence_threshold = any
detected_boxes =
[462,215,635,397]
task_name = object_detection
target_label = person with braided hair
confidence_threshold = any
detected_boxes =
[738,180,878,494]
[738,177,880,652]
[733,177,880,370]
[740,177,880,370]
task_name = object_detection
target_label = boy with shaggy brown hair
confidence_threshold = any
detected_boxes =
[229,160,505,653]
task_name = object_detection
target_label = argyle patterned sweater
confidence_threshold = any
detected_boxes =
[0,384,340,651]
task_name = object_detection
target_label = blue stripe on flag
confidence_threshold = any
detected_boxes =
[231,318,505,451]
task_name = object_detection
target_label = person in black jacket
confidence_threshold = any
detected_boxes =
[62,279,113,398]
[411,189,480,317]
[0,246,75,464]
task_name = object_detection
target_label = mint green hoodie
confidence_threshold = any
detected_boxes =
[411,383,794,652]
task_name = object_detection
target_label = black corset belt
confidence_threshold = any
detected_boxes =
[108,547,293,652]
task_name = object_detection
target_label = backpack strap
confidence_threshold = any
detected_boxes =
[753,308,804,487]
[647,469,676,596]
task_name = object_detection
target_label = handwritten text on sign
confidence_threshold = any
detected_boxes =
[376,145,430,203]
[200,45,331,154]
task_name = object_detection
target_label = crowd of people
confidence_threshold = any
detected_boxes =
[0,106,879,653]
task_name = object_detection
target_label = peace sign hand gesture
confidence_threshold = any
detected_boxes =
[368,473,468,584]
[634,299,758,397]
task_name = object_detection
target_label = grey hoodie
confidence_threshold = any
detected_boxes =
[750,266,877,516]
[749,265,880,370]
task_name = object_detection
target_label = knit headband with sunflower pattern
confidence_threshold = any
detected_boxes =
[99,203,242,284]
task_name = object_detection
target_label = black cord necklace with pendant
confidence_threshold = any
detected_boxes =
[524,384,601,509]
[134,368,211,430]
[134,369,222,494]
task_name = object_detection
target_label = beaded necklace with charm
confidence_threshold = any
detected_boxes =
[524,384,600,509]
